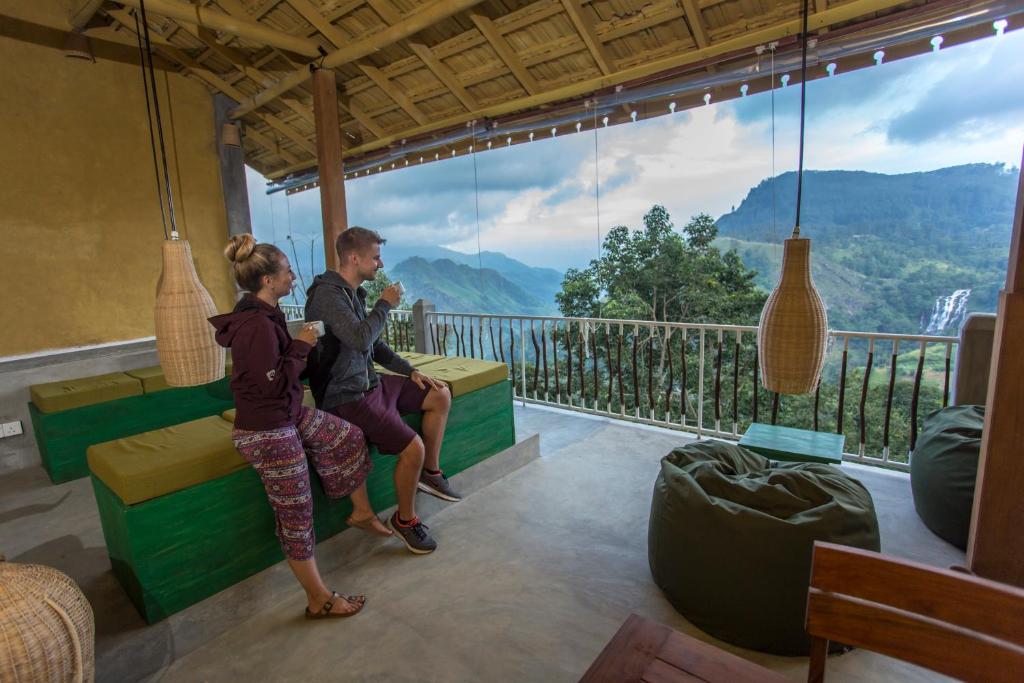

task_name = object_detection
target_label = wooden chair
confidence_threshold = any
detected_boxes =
[806,541,1024,683]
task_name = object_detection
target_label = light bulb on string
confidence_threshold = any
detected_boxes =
[826,62,837,77]
[630,110,637,122]
[781,74,790,87]
[873,50,885,65]
[506,136,512,146]
[451,149,456,157]
[469,144,474,153]
[602,116,609,127]
[419,156,424,163]
[669,101,677,112]
[930,35,944,51]
[404,159,409,166]
[487,140,492,149]
[529,131,534,141]
[435,152,439,160]
[703,93,712,105]
[551,127,557,137]
[740,84,749,96]
[576,121,582,133]
[994,18,1008,35]
[390,162,395,169]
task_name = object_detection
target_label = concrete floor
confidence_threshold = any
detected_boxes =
[0,403,962,682]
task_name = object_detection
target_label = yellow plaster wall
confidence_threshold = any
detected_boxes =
[0,4,236,357]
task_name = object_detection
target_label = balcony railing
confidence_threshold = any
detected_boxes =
[424,311,957,472]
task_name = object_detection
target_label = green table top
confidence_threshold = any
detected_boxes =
[739,423,845,465]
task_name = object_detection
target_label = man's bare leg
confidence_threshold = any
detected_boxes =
[420,386,451,472]
[394,436,425,520]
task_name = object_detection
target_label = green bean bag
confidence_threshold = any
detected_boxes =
[910,405,984,551]
[648,440,880,656]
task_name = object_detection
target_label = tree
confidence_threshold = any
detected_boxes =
[556,205,766,326]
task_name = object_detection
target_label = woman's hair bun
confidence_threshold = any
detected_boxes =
[224,234,257,263]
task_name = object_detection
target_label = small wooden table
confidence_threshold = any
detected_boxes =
[579,614,791,683]
[739,423,845,466]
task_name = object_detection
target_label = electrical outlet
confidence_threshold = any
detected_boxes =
[2,421,23,438]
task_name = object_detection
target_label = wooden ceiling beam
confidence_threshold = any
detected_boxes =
[105,7,306,165]
[112,0,321,57]
[680,0,709,49]
[366,0,402,26]
[357,62,429,126]
[470,13,540,95]
[559,0,615,75]
[69,0,106,31]
[408,42,479,112]
[230,0,486,118]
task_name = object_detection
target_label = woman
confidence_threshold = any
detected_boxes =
[210,234,391,620]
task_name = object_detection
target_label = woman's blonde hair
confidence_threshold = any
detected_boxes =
[224,234,285,292]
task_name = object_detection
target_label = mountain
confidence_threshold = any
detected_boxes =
[384,245,563,309]
[389,257,557,315]
[714,164,1018,334]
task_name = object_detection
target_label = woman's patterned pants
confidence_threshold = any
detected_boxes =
[232,407,371,560]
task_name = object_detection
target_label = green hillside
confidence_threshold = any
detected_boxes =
[715,164,1017,334]
[390,257,557,315]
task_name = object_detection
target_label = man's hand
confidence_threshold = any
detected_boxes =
[410,370,447,392]
[379,284,401,307]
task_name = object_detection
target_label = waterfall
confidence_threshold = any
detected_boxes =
[924,289,971,334]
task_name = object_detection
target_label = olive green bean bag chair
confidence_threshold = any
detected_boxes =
[910,405,984,551]
[648,440,880,656]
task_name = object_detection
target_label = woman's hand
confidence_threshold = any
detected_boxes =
[296,323,319,346]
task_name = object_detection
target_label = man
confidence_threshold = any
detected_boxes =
[305,226,459,555]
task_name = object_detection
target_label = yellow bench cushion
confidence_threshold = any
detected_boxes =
[125,366,171,394]
[374,352,445,377]
[87,416,245,504]
[221,390,314,423]
[416,357,509,397]
[31,372,144,414]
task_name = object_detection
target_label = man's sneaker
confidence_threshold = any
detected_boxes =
[418,469,462,502]
[387,513,437,555]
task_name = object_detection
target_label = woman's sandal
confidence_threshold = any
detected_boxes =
[304,591,365,620]
[346,514,394,537]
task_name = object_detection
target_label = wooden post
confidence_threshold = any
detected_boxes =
[312,67,347,271]
[967,151,1024,586]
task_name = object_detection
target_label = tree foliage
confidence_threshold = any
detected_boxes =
[556,206,766,324]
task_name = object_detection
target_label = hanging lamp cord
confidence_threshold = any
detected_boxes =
[793,0,810,238]
[137,0,178,237]
[133,9,167,240]
[592,102,603,319]
[471,121,483,293]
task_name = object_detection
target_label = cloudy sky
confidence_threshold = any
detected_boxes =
[247,27,1024,273]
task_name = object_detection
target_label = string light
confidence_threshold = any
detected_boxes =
[669,101,677,112]
[487,140,492,149]
[703,93,712,105]
[550,127,557,137]
[529,131,534,141]
[575,121,582,132]
[994,18,1008,35]
[602,116,609,127]
[930,35,944,51]
[419,156,424,163]
[506,136,512,146]
[630,110,637,122]
[826,62,837,76]
[740,83,749,96]
[873,50,885,65]
[451,149,456,157]
[781,74,790,87]
[435,152,439,160]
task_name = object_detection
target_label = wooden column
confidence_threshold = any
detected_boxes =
[312,67,347,271]
[967,151,1024,586]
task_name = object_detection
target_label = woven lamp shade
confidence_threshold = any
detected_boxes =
[155,238,225,386]
[757,237,828,394]
[0,560,96,682]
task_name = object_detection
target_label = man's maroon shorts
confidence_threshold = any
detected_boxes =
[328,375,430,455]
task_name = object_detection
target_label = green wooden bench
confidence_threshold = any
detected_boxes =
[29,364,234,484]
[738,422,845,466]
[87,359,514,623]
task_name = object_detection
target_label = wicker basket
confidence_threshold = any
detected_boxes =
[757,237,828,394]
[155,238,225,387]
[0,560,95,683]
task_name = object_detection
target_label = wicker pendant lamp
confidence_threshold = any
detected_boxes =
[134,2,224,386]
[756,0,828,395]
[0,559,96,682]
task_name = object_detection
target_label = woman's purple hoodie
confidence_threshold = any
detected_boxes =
[208,294,311,431]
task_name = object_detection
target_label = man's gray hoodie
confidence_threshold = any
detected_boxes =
[304,270,415,410]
